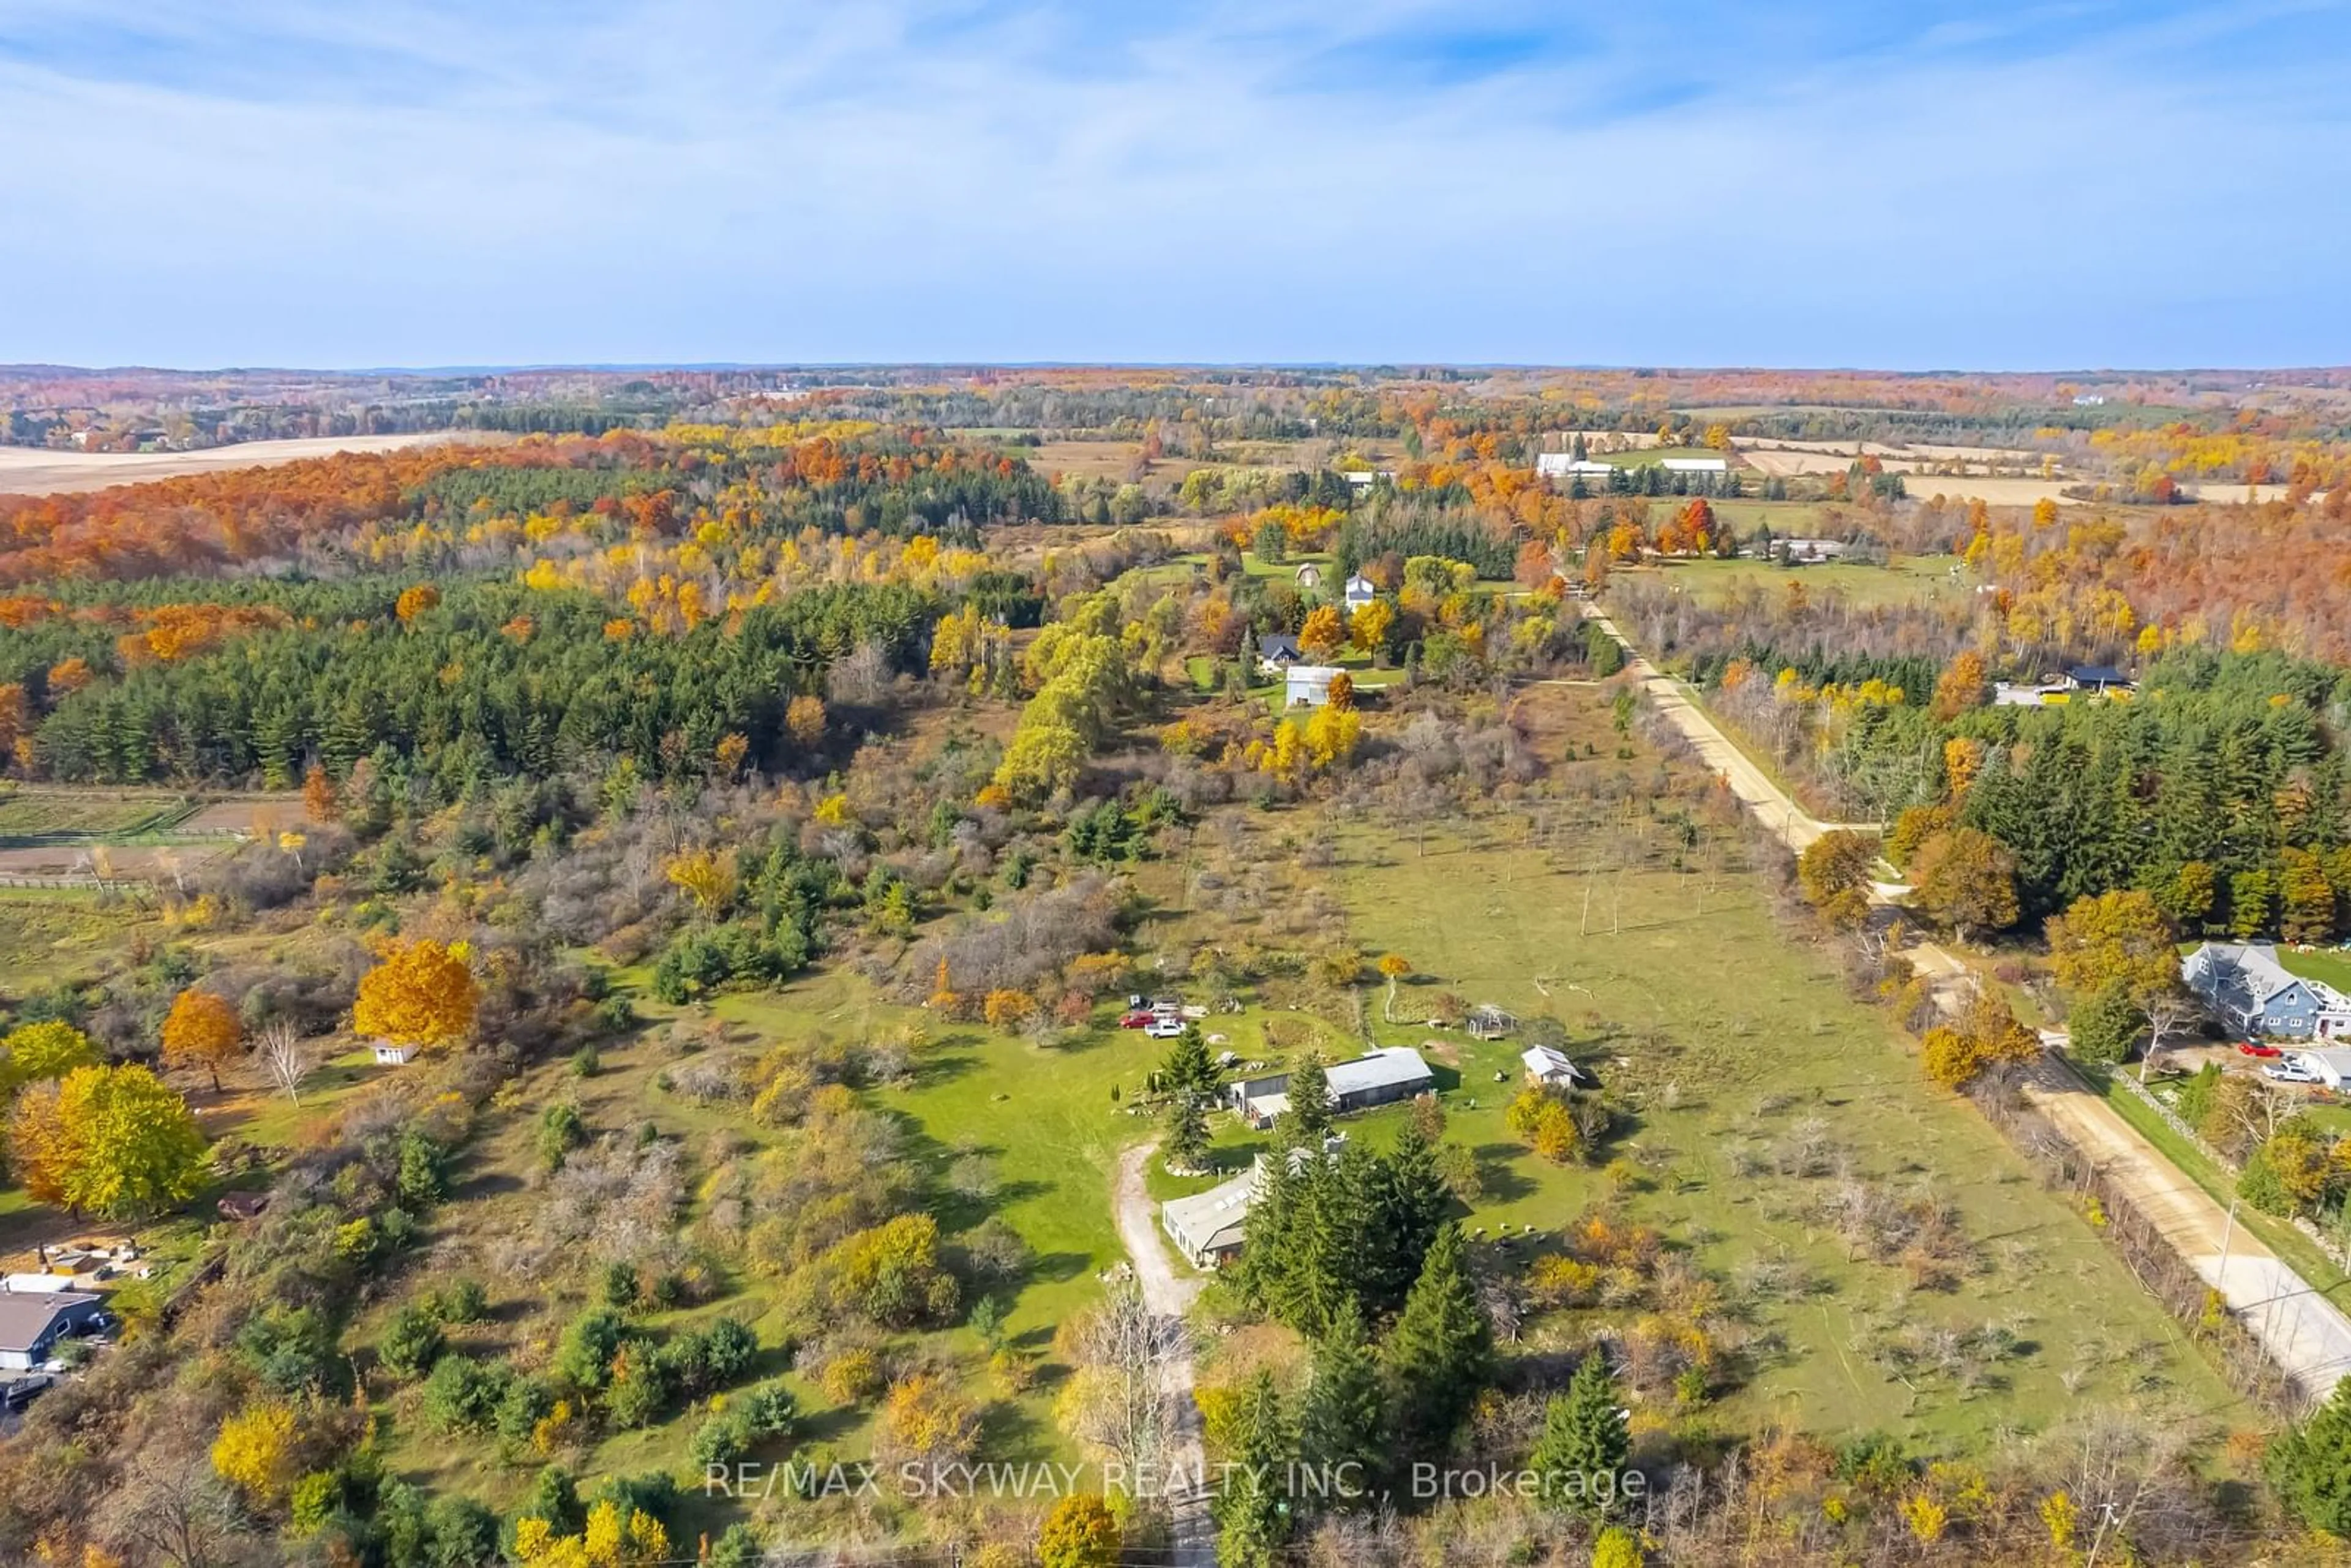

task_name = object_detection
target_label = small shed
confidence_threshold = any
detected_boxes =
[373,1042,419,1067]
[1343,574,1377,611]
[1294,562,1324,590]
[1466,1004,1518,1041]
[217,1191,271,1223]
[1521,1045,1589,1089]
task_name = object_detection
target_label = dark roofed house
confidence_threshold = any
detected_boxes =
[1258,633,1302,671]
[0,1291,103,1371]
[2067,664,2134,694]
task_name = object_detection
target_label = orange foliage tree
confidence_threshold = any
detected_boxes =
[160,988,243,1092]
[352,939,478,1050]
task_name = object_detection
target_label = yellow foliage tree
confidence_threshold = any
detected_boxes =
[394,583,441,622]
[1349,599,1394,656]
[983,989,1038,1033]
[663,848,737,912]
[9,1063,208,1217]
[212,1398,300,1506]
[1299,605,1344,661]
[352,939,478,1050]
[160,988,243,1092]
[0,1019,96,1097]
[1038,1492,1123,1568]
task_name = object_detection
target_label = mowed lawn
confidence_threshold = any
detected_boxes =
[1329,823,2247,1452]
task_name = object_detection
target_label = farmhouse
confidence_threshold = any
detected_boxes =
[1256,632,1302,673]
[1343,574,1377,612]
[0,1289,103,1372]
[1160,1161,1261,1267]
[2183,943,2351,1039]
[1229,1045,1434,1129]
[1284,665,1344,708]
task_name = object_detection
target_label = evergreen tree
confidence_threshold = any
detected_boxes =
[1369,1124,1449,1311]
[1296,1302,1385,1508]
[1383,1225,1491,1457]
[1215,1371,1292,1568]
[1281,1053,1332,1146]
[1161,1026,1220,1101]
[1531,1351,1630,1517]
[1166,1092,1209,1172]
[2269,1375,2351,1536]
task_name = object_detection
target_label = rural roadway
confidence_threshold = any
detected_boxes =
[1111,1142,1213,1567]
[1580,602,2351,1400]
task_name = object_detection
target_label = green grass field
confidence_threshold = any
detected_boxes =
[2281,947,2351,997]
[1323,820,2244,1450]
[0,791,190,841]
[1621,553,1967,609]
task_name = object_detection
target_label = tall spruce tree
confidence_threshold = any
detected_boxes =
[1281,1053,1333,1146]
[1383,1224,1491,1457]
[1296,1301,1385,1509]
[1215,1371,1292,1568]
[1161,1025,1220,1101]
[1167,1093,1209,1172]
[1370,1124,1449,1311]
[1530,1351,1630,1517]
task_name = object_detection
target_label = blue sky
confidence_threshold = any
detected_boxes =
[4,0,2347,370]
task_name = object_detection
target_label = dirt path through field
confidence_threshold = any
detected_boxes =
[1580,602,2351,1396]
[1111,1142,1212,1567]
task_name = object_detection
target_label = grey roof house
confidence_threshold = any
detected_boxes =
[1161,1163,1263,1267]
[1229,1046,1434,1129]
[0,1290,104,1372]
[2183,943,2351,1040]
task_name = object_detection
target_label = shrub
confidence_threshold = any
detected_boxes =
[377,1304,446,1382]
[421,1354,509,1434]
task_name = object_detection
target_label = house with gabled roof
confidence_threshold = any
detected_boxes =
[2184,943,2351,1039]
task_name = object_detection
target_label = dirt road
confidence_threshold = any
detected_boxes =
[1111,1142,1212,1567]
[1581,604,2351,1397]
[1579,604,1876,852]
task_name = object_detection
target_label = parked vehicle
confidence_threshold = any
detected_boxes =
[1146,1019,1187,1039]
[1119,1011,1153,1029]
[2263,1062,2319,1084]
[2239,1041,2285,1058]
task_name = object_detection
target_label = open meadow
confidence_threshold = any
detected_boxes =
[0,432,502,496]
